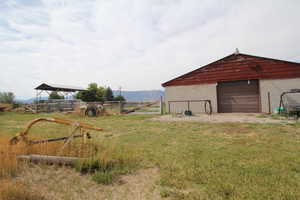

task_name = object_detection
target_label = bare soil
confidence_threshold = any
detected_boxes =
[152,113,295,123]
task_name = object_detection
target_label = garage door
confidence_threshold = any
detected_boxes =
[217,80,260,113]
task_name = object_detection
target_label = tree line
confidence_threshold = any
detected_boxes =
[0,92,15,104]
[0,83,125,104]
[75,83,125,102]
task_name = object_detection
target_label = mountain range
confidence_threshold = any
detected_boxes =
[113,90,164,102]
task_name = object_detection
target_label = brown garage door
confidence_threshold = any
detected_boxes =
[217,80,260,113]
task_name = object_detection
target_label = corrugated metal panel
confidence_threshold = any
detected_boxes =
[35,83,86,92]
[162,53,300,87]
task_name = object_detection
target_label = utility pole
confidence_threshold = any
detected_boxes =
[119,86,122,96]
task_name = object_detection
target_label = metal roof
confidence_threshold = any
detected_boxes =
[35,83,86,92]
[162,53,300,87]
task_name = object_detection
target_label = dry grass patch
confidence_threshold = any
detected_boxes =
[0,179,45,200]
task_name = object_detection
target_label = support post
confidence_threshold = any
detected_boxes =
[187,101,190,111]
[168,102,170,114]
[35,89,38,113]
[119,101,122,114]
[160,96,163,115]
[268,92,271,114]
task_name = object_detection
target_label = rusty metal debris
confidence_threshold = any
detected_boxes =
[9,117,103,145]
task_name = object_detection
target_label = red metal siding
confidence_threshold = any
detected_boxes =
[162,54,300,87]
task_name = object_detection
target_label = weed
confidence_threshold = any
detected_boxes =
[92,171,114,185]
[257,114,269,118]
[159,187,185,199]
[160,187,172,198]
[75,146,140,184]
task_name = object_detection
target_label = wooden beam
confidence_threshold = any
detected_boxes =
[17,154,84,166]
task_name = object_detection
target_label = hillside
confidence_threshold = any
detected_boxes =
[113,90,164,102]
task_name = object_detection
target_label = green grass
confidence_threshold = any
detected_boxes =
[1,112,300,199]
[92,171,114,185]
[75,146,140,185]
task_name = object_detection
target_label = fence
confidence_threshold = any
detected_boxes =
[35,99,81,113]
[34,99,162,114]
[168,100,212,115]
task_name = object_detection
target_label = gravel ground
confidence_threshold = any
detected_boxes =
[152,113,296,123]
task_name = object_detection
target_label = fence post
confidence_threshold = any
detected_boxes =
[160,96,163,115]
[119,101,122,114]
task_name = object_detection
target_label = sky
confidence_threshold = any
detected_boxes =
[0,0,300,99]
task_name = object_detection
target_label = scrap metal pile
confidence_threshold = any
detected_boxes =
[10,117,102,145]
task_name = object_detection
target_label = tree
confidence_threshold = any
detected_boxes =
[76,83,105,102]
[49,91,64,100]
[114,95,125,101]
[0,92,15,104]
[104,87,114,101]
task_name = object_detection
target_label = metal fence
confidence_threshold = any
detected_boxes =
[35,99,81,113]
[34,99,161,114]
[168,100,212,115]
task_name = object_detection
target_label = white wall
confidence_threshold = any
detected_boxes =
[260,78,300,113]
[165,78,300,114]
[164,84,217,113]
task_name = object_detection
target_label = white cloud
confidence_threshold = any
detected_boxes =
[0,0,299,98]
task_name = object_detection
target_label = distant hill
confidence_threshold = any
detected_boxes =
[16,96,48,104]
[17,90,164,103]
[113,90,164,102]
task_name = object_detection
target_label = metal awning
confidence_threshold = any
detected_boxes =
[35,83,86,92]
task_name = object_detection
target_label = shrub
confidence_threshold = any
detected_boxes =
[0,92,15,104]
[114,95,125,101]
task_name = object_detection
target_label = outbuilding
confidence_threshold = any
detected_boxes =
[162,51,300,113]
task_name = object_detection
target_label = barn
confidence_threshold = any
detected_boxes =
[162,51,300,113]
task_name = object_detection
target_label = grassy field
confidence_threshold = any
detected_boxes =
[1,112,300,199]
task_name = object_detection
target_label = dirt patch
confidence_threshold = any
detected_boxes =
[152,113,296,123]
[18,165,162,200]
[102,168,162,200]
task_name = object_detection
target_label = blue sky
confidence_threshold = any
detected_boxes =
[0,0,300,98]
